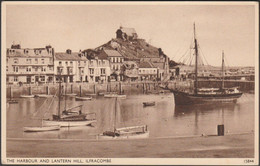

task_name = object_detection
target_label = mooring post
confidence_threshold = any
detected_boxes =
[79,85,82,97]
[71,84,73,93]
[46,86,49,95]
[10,86,13,99]
[143,83,145,94]
[28,86,32,95]
[93,84,96,94]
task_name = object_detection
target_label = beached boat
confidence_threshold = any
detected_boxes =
[20,95,35,98]
[75,96,92,101]
[97,97,149,140]
[23,125,60,132]
[42,71,97,127]
[98,92,105,96]
[143,101,155,107]
[85,93,97,96]
[170,23,242,105]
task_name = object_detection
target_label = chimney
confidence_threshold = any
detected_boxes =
[66,49,72,54]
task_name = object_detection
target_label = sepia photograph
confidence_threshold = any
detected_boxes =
[1,1,259,165]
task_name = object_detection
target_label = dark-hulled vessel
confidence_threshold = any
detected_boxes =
[171,23,243,105]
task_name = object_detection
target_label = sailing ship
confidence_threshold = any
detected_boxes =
[97,97,149,139]
[171,23,243,105]
[43,71,97,127]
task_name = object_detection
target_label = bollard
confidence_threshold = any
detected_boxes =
[217,124,224,136]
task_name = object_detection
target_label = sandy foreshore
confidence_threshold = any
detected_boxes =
[6,132,254,158]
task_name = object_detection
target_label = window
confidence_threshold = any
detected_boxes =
[35,58,38,64]
[101,68,106,75]
[14,76,18,82]
[6,66,8,72]
[98,60,101,65]
[26,59,32,64]
[41,59,44,64]
[13,66,18,72]
[35,67,38,72]
[59,61,62,65]
[40,76,45,82]
[14,58,18,64]
[70,61,73,65]
[49,66,53,71]
[65,61,68,65]
[41,67,46,72]
[26,67,31,72]
[90,69,94,74]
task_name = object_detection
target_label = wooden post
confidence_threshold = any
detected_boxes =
[71,84,73,93]
[79,85,82,97]
[93,84,96,94]
[28,86,32,95]
[46,86,49,95]
[10,86,13,99]
[142,83,145,94]
[107,83,109,92]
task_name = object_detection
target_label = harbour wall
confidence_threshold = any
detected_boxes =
[6,82,160,98]
[6,80,254,98]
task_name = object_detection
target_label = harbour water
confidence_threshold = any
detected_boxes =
[6,93,255,139]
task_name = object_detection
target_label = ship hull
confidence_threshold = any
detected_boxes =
[42,119,96,127]
[172,90,243,105]
[96,131,149,140]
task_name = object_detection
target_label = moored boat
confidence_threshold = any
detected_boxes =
[23,125,60,132]
[42,71,97,127]
[35,94,54,98]
[75,96,92,101]
[171,23,243,105]
[20,95,35,98]
[97,98,149,140]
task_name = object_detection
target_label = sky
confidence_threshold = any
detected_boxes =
[4,2,258,66]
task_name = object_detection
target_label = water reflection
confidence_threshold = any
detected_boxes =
[7,93,254,139]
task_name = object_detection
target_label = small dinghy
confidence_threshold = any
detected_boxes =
[143,101,155,107]
[23,125,60,132]
[75,96,92,101]
[98,92,105,96]
[104,94,126,99]
[20,95,35,98]
[35,94,54,98]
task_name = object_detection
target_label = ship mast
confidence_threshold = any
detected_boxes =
[194,23,198,94]
[113,97,117,133]
[221,50,225,90]
[58,69,61,118]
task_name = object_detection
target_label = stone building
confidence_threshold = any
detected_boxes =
[98,49,124,81]
[54,49,88,83]
[116,26,138,41]
[122,61,139,82]
[6,44,54,84]
[138,61,158,81]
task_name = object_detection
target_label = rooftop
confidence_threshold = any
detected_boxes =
[55,52,87,61]
[119,27,137,36]
[103,49,123,57]
[139,61,155,68]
